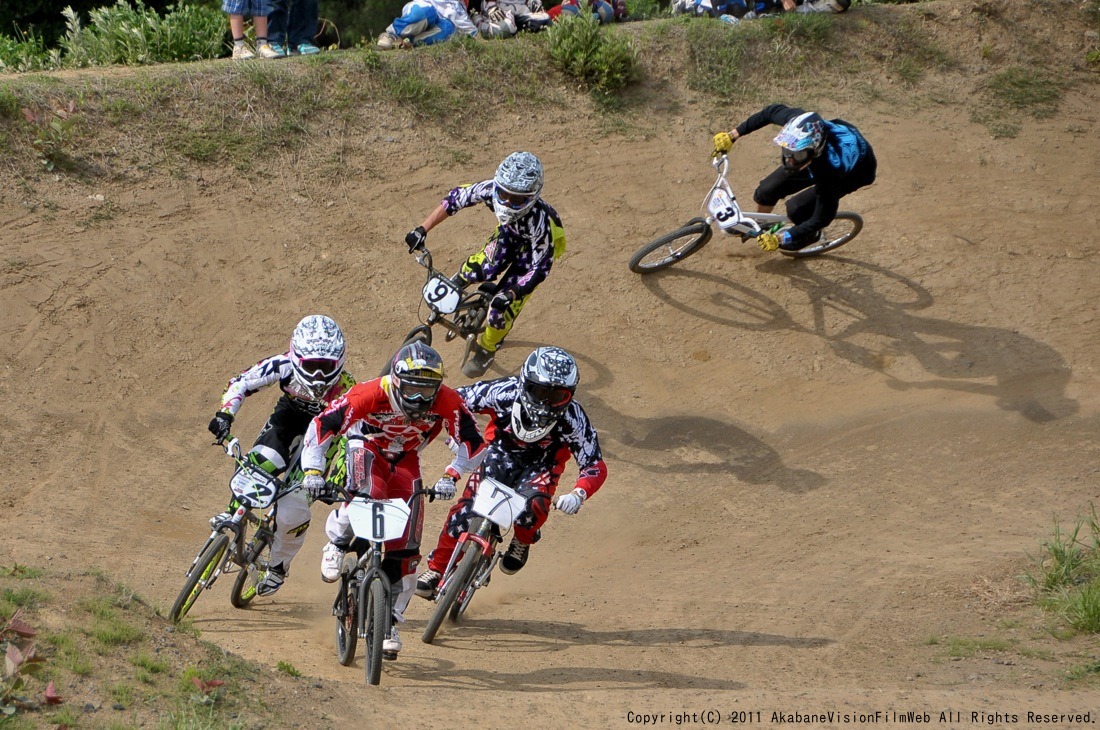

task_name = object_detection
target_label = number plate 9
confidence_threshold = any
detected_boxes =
[423,275,461,315]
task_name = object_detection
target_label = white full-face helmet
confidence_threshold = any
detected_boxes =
[773,111,826,170]
[492,151,544,226]
[289,315,346,397]
[510,346,578,442]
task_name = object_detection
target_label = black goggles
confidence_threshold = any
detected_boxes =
[300,358,340,376]
[526,381,573,409]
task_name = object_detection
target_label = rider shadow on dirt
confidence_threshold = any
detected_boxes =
[387,619,830,690]
[641,258,1077,424]
[502,339,824,494]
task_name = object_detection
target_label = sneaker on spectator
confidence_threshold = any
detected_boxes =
[232,44,256,60]
[377,32,409,50]
[257,42,282,59]
[268,43,289,57]
[296,42,321,55]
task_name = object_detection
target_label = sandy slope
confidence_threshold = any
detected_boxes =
[2,4,1100,727]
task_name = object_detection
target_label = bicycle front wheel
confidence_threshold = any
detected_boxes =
[229,531,270,609]
[628,218,713,274]
[421,542,481,645]
[449,552,489,623]
[363,578,387,685]
[169,533,230,623]
[780,212,863,258]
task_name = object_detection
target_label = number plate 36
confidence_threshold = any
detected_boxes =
[423,275,460,315]
[708,189,743,231]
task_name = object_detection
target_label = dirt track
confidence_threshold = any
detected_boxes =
[2,8,1100,726]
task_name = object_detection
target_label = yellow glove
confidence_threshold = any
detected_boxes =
[757,232,780,252]
[712,131,733,157]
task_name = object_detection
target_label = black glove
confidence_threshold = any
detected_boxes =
[405,226,427,253]
[208,411,233,441]
[490,289,516,310]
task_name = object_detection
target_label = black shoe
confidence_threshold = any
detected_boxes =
[415,569,441,599]
[499,538,529,575]
[779,230,822,252]
[462,344,495,378]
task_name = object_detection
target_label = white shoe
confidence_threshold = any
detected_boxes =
[231,44,255,60]
[377,32,409,50]
[256,42,282,59]
[383,624,402,657]
[320,542,344,583]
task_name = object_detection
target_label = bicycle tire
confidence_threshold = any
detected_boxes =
[779,212,863,258]
[335,570,359,667]
[449,552,490,622]
[229,531,269,609]
[421,542,481,645]
[364,578,387,685]
[169,532,230,623]
[628,218,713,274]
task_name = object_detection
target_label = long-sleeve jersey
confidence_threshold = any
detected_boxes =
[456,377,607,498]
[736,104,876,246]
[218,352,356,417]
[442,180,566,299]
[301,376,485,476]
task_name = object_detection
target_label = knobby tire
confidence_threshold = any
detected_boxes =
[779,212,863,258]
[364,578,387,685]
[229,532,269,609]
[629,218,713,274]
[169,532,230,623]
[335,571,358,667]
[421,542,481,645]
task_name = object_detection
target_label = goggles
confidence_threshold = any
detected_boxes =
[525,381,574,409]
[495,187,536,210]
[300,358,340,377]
[782,147,814,167]
[400,379,441,401]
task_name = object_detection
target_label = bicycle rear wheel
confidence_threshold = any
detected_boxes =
[169,533,230,623]
[363,578,387,685]
[421,542,481,644]
[229,531,269,609]
[629,218,713,274]
[780,212,863,258]
[335,568,359,667]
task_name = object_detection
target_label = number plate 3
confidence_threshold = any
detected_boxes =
[708,189,743,231]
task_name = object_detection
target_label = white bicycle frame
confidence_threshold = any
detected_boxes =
[704,154,788,237]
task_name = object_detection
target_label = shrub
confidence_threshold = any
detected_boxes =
[546,9,639,98]
[60,0,225,67]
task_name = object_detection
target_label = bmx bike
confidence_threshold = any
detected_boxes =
[628,153,863,274]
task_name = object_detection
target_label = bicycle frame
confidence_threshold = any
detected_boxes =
[408,248,493,347]
[702,154,786,237]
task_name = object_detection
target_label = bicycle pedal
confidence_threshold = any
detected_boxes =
[382,651,398,661]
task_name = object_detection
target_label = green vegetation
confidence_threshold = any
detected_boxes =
[1025,505,1100,637]
[0,565,295,726]
[547,10,640,102]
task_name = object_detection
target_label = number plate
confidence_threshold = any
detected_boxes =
[346,498,412,542]
[230,468,277,509]
[708,189,743,231]
[471,476,526,529]
[423,275,461,315]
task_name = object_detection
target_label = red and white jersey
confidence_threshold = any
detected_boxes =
[301,375,485,474]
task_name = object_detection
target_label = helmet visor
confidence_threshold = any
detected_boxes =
[525,381,574,409]
[300,357,340,377]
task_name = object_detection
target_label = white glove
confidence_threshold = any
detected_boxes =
[303,470,327,499]
[555,488,586,515]
[433,475,457,501]
[486,2,508,22]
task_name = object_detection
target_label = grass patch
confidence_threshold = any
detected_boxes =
[943,636,1015,658]
[1024,505,1100,638]
[276,660,301,677]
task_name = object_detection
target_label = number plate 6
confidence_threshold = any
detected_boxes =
[423,275,460,315]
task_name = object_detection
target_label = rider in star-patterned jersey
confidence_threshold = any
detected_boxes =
[300,341,485,658]
[415,346,607,599]
[402,151,567,378]
[205,315,354,598]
